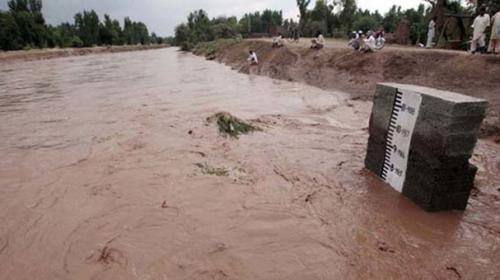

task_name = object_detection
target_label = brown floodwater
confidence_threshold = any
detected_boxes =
[0,48,499,280]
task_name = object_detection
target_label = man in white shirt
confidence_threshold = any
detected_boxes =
[272,33,284,48]
[488,7,500,54]
[362,31,376,52]
[426,16,437,48]
[348,31,361,50]
[311,31,325,49]
[247,50,258,65]
[471,7,490,54]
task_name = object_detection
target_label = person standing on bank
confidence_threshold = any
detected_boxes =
[471,7,490,54]
[426,16,437,48]
[488,7,500,54]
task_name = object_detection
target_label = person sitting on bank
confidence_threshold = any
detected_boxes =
[247,50,258,65]
[360,31,376,53]
[348,31,361,50]
[272,33,284,48]
[311,31,325,49]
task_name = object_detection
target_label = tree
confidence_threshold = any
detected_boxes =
[98,14,114,45]
[382,5,403,33]
[74,10,99,47]
[173,9,214,49]
[111,19,124,45]
[353,15,379,32]
[239,12,263,34]
[474,0,500,13]
[423,0,458,32]
[8,0,29,12]
[28,0,42,13]
[0,11,22,50]
[134,22,150,44]
[211,16,240,38]
[187,9,213,42]
[338,0,358,35]
[0,0,159,50]
[297,0,312,32]
[50,22,78,48]
[123,17,150,45]
[405,4,428,44]
[310,0,336,35]
[5,0,49,48]
[174,23,192,50]
[261,9,283,33]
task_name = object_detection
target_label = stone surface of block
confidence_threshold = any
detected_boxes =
[365,83,487,212]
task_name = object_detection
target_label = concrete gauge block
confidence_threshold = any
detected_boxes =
[365,83,488,212]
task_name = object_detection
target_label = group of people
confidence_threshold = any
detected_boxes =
[247,7,500,66]
[426,7,500,54]
[247,31,326,65]
[348,30,381,52]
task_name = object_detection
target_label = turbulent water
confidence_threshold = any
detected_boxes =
[0,48,499,280]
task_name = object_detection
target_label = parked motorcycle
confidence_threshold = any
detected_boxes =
[373,31,386,50]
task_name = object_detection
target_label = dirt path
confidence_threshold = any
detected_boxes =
[257,37,472,54]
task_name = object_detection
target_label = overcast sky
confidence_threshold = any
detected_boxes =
[0,0,426,36]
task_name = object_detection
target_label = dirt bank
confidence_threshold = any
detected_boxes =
[196,40,500,141]
[0,44,169,63]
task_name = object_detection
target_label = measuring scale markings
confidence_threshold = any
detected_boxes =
[381,90,422,192]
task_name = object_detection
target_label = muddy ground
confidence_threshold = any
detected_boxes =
[197,39,500,142]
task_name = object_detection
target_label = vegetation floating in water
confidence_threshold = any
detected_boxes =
[208,112,261,138]
[195,163,229,177]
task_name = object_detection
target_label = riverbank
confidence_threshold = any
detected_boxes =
[194,39,500,141]
[0,44,169,63]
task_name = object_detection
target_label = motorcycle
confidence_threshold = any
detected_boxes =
[373,31,386,50]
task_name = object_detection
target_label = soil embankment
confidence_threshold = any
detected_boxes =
[196,40,500,141]
[0,44,169,63]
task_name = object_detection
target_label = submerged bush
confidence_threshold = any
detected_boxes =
[208,112,260,138]
[195,163,229,176]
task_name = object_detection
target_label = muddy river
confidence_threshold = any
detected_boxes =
[0,48,499,280]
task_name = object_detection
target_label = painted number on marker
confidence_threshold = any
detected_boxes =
[381,90,422,193]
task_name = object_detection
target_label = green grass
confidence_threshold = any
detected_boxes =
[208,112,261,138]
[195,163,229,177]
[193,38,241,57]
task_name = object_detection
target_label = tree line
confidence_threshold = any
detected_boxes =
[0,0,167,51]
[293,0,436,41]
[175,9,284,51]
[175,0,500,50]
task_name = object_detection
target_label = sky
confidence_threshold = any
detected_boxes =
[0,0,426,36]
